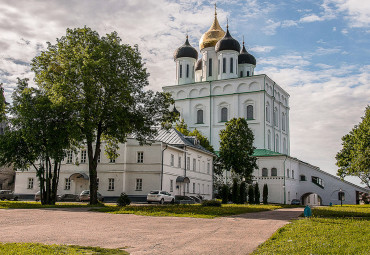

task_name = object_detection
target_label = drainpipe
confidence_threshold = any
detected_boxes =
[283,155,288,204]
[161,143,168,190]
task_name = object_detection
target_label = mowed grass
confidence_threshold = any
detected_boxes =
[0,243,128,255]
[253,205,370,255]
[95,204,287,218]
[0,201,104,209]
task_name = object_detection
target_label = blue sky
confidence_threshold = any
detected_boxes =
[0,0,369,187]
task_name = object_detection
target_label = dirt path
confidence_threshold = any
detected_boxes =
[0,207,303,254]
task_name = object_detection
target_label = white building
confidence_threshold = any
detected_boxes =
[163,10,368,205]
[14,128,214,201]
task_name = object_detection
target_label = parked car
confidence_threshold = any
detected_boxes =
[35,191,61,202]
[79,190,104,202]
[291,199,301,205]
[0,190,18,201]
[59,194,80,202]
[147,190,175,204]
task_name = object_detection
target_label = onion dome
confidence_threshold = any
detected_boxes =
[199,6,225,50]
[195,59,202,71]
[238,41,256,65]
[174,36,198,60]
[215,25,240,53]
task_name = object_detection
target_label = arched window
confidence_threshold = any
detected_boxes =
[267,130,271,150]
[223,58,226,73]
[221,107,228,122]
[197,109,204,124]
[262,168,268,177]
[208,58,212,76]
[275,134,279,152]
[230,57,234,73]
[218,59,220,74]
[271,168,277,176]
[186,64,189,78]
[274,108,278,127]
[292,170,295,179]
[282,113,286,131]
[287,169,290,178]
[179,64,183,78]
[266,103,270,122]
[246,105,254,120]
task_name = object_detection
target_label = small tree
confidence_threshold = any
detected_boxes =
[239,181,247,204]
[117,192,131,206]
[232,178,239,204]
[263,183,268,204]
[219,118,257,181]
[254,183,260,204]
[248,184,254,204]
[221,184,229,204]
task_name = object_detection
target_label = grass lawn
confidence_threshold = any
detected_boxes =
[0,243,128,255]
[95,204,289,218]
[0,201,104,209]
[253,205,370,254]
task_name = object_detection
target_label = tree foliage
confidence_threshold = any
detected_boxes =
[175,119,214,152]
[0,79,74,204]
[0,83,5,121]
[221,184,229,204]
[336,106,370,188]
[239,181,246,204]
[254,183,260,204]
[219,118,257,180]
[232,178,239,204]
[31,27,175,204]
[263,183,268,204]
[248,184,254,204]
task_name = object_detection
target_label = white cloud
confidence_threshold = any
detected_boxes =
[263,19,281,35]
[258,54,310,67]
[329,0,370,28]
[300,14,324,23]
[249,45,275,53]
[341,28,349,35]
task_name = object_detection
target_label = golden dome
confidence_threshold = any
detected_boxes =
[199,9,225,50]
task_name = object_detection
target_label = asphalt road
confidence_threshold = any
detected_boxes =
[0,207,303,254]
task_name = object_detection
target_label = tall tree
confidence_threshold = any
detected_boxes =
[32,27,174,204]
[0,84,6,122]
[263,183,268,204]
[219,118,257,180]
[336,106,370,188]
[0,79,73,204]
[248,184,254,204]
[254,182,260,204]
[239,181,246,204]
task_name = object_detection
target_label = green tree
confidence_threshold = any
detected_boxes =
[239,181,246,204]
[175,119,214,152]
[254,183,260,204]
[336,106,370,188]
[0,83,5,121]
[0,79,74,205]
[232,178,239,204]
[221,184,229,204]
[219,118,257,181]
[263,183,268,204]
[32,27,175,204]
[248,184,254,204]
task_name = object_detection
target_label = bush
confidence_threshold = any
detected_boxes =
[254,183,260,204]
[239,181,246,204]
[248,184,254,204]
[263,183,268,204]
[221,185,229,204]
[232,178,239,204]
[201,199,222,207]
[117,192,131,207]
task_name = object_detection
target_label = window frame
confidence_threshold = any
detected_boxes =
[208,58,212,76]
[108,178,115,191]
[27,178,34,189]
[136,178,143,191]
[137,151,144,163]
[221,107,228,122]
[64,178,71,190]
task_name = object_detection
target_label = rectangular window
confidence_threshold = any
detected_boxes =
[208,58,212,76]
[137,151,144,163]
[218,59,220,74]
[136,178,142,191]
[64,178,71,190]
[80,150,87,163]
[187,157,190,170]
[207,162,210,174]
[170,180,173,192]
[66,151,73,164]
[170,154,174,166]
[198,160,200,172]
[193,183,195,193]
[247,71,250,76]
[27,178,34,189]
[108,178,115,191]
[193,158,196,171]
[178,156,181,168]
[223,58,226,73]
[179,64,182,78]
[230,57,233,73]
[110,158,116,163]
[240,71,243,77]
[186,64,189,78]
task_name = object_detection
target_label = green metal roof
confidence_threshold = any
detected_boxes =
[214,149,284,157]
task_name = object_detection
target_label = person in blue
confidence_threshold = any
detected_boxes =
[304,205,312,217]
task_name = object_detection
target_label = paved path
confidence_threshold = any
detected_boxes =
[0,207,303,254]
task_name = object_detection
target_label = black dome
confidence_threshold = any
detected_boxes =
[215,28,240,53]
[174,36,198,60]
[238,43,256,65]
[195,59,202,71]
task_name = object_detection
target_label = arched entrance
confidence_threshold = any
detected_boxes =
[301,192,322,206]
[69,173,89,195]
[176,176,190,196]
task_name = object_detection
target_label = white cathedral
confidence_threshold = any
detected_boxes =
[163,10,368,205]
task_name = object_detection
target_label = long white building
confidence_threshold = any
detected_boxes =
[163,9,368,205]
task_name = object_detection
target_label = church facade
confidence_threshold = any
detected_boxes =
[163,10,368,205]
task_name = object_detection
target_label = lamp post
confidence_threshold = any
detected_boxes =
[339,188,343,206]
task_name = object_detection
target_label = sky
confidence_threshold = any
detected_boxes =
[0,0,369,187]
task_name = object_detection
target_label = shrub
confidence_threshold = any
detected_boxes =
[254,183,260,204]
[221,185,229,204]
[248,184,254,204]
[239,181,246,204]
[117,192,131,207]
[201,199,222,207]
[263,183,268,204]
[232,178,239,204]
